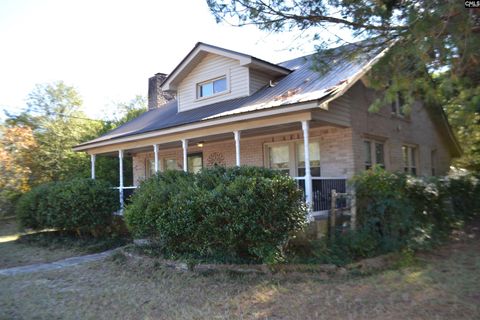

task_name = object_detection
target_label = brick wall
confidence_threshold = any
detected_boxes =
[131,126,355,185]
[348,81,453,176]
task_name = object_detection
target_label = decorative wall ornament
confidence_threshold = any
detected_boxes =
[206,152,226,167]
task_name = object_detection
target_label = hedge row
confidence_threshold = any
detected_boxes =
[329,168,479,263]
[286,167,480,265]
[124,166,307,263]
[354,167,480,251]
[16,178,118,237]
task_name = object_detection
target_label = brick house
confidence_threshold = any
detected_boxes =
[74,42,461,217]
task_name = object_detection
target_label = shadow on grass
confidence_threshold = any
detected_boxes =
[16,231,131,254]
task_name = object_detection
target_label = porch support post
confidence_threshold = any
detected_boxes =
[153,144,159,173]
[302,120,313,220]
[118,150,124,211]
[90,154,96,179]
[182,139,188,172]
[234,130,241,166]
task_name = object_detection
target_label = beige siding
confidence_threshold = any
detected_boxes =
[177,53,249,112]
[313,94,352,127]
[249,69,272,94]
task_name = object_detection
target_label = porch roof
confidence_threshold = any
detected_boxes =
[75,42,388,151]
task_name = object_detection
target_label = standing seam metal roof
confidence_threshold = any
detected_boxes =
[77,43,383,147]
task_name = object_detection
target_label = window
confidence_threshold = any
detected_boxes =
[431,149,437,176]
[266,140,321,177]
[164,158,179,171]
[147,159,155,177]
[402,145,417,175]
[364,140,385,169]
[391,92,405,116]
[268,144,291,175]
[297,142,321,176]
[187,153,203,173]
[197,77,227,98]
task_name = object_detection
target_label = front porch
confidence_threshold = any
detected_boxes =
[88,112,355,218]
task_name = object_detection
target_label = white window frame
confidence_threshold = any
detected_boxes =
[363,138,386,170]
[196,75,228,100]
[264,139,321,177]
[402,144,418,175]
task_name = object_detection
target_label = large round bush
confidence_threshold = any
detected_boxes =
[16,179,117,236]
[124,166,306,262]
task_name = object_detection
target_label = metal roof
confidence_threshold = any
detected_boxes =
[77,43,384,148]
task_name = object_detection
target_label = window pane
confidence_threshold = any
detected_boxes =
[165,159,178,171]
[411,147,416,167]
[200,82,213,97]
[398,93,405,115]
[402,146,408,167]
[391,100,397,114]
[269,145,290,171]
[297,142,320,168]
[188,154,203,174]
[364,141,372,167]
[149,159,155,177]
[375,143,384,166]
[213,78,226,93]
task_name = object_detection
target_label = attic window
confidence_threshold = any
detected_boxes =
[197,76,227,98]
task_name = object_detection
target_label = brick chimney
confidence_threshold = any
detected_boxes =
[148,73,175,110]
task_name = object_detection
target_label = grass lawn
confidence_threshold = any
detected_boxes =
[0,221,479,319]
[0,217,128,269]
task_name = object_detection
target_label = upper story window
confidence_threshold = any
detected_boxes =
[402,145,417,175]
[391,92,405,117]
[197,76,227,98]
[364,139,385,170]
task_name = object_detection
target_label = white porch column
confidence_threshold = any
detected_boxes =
[90,154,96,179]
[118,150,124,210]
[234,130,241,166]
[153,144,159,173]
[182,139,188,172]
[301,120,313,220]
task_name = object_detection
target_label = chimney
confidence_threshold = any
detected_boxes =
[148,73,175,110]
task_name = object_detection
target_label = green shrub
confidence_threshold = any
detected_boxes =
[353,167,415,252]
[16,179,117,236]
[447,174,480,220]
[16,183,54,230]
[125,166,306,263]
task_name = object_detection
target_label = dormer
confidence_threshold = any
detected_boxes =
[160,43,291,112]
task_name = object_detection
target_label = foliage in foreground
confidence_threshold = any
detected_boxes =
[125,166,306,263]
[16,178,118,237]
[287,167,480,265]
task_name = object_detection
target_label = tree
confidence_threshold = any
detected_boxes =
[6,82,103,183]
[0,125,37,217]
[207,0,480,170]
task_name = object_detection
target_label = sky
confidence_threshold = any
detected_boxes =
[0,0,349,121]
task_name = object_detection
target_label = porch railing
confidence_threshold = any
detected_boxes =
[113,178,347,215]
[114,186,137,211]
[294,177,347,213]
